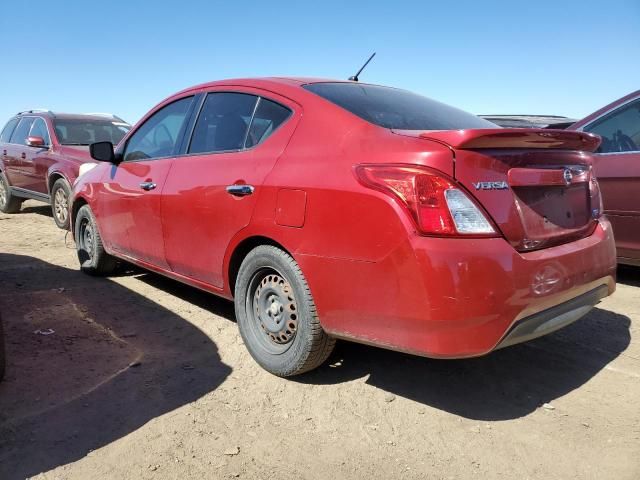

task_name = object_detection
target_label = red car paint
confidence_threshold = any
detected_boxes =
[569,90,640,266]
[71,78,617,359]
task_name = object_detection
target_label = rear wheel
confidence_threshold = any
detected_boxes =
[234,245,335,376]
[75,204,117,276]
[51,178,71,229]
[0,172,22,214]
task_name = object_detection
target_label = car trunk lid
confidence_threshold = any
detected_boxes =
[393,128,602,251]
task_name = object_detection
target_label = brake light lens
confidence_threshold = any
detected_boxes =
[355,164,497,236]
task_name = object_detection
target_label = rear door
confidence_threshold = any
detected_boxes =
[579,98,640,262]
[98,95,196,267]
[0,118,19,180]
[162,89,297,287]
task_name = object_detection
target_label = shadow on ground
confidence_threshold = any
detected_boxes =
[20,204,53,218]
[298,307,630,421]
[0,253,231,480]
[617,264,639,287]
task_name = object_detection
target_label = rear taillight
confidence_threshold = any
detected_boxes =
[355,164,497,236]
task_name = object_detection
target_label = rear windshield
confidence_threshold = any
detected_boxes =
[53,119,130,145]
[303,82,497,130]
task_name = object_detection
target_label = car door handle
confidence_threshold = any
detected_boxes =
[21,152,26,159]
[139,182,157,191]
[226,184,254,196]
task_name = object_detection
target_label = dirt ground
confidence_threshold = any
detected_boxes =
[0,201,638,480]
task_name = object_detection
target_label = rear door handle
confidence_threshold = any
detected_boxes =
[21,152,26,160]
[226,184,254,197]
[139,181,157,191]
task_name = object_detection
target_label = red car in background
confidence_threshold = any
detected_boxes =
[71,78,616,376]
[0,111,130,228]
[569,90,640,266]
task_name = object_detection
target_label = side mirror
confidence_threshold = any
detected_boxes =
[26,136,46,148]
[90,141,116,163]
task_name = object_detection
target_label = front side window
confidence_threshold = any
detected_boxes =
[54,119,130,146]
[124,97,193,162]
[0,118,19,143]
[29,118,50,145]
[10,117,35,145]
[584,100,640,153]
[189,93,257,154]
[303,82,497,130]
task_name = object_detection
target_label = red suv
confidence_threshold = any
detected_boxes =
[569,90,640,266]
[0,110,130,228]
[71,78,617,376]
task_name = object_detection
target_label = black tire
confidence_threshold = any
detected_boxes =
[50,178,72,229]
[234,245,335,376]
[0,313,5,382]
[75,204,117,276]
[0,171,22,214]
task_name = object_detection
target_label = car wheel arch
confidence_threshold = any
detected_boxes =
[48,171,70,195]
[227,235,293,297]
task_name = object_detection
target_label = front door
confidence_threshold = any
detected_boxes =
[97,95,195,268]
[583,98,640,262]
[162,90,298,287]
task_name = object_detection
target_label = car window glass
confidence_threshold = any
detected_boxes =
[29,118,50,145]
[245,98,291,148]
[189,93,257,154]
[304,82,497,130]
[53,119,130,145]
[585,100,640,153]
[0,118,19,143]
[124,97,193,162]
[10,118,35,145]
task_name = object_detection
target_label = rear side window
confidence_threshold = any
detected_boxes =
[10,117,35,145]
[245,98,292,148]
[0,118,19,143]
[29,118,50,146]
[303,82,496,130]
[124,96,193,162]
[189,93,257,154]
[584,99,640,153]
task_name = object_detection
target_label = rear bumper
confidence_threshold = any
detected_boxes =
[495,285,608,349]
[301,218,617,358]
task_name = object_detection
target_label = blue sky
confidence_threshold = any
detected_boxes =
[0,0,638,125]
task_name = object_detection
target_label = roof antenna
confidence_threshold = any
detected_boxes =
[348,52,376,82]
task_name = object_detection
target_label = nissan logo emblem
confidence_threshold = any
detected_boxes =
[563,168,573,185]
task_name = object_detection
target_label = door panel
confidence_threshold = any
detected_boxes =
[97,95,196,267]
[98,159,173,268]
[162,91,299,288]
[592,153,640,259]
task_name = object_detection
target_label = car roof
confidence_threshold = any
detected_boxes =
[15,111,129,124]
[570,89,640,130]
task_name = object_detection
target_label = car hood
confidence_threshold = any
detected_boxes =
[56,145,93,163]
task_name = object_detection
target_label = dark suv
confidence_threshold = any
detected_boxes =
[0,110,130,228]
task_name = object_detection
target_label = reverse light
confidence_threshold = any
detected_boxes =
[355,164,497,236]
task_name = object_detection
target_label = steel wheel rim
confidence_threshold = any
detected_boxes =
[245,268,299,355]
[78,217,94,259]
[54,188,68,223]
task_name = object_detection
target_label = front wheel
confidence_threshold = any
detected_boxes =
[234,245,335,376]
[51,178,71,229]
[75,204,117,276]
[0,172,22,214]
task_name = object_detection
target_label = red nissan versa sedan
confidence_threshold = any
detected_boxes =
[70,78,617,376]
[569,90,640,266]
